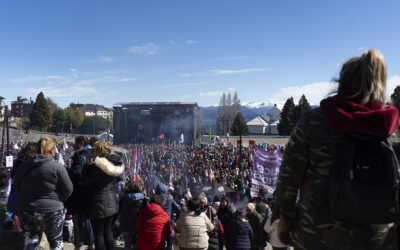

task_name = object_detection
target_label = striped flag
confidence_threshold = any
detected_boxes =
[131,146,138,181]
[136,152,142,180]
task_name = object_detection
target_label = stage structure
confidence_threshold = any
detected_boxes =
[113,102,202,145]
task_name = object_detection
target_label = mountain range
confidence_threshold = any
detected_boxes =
[200,102,279,132]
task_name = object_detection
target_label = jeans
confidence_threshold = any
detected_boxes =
[73,213,94,247]
[122,232,138,250]
[91,216,115,250]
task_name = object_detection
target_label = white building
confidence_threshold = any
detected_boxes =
[77,104,113,120]
[247,105,281,135]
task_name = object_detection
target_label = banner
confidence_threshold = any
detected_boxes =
[251,145,282,198]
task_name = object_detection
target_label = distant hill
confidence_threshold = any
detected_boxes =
[200,103,279,133]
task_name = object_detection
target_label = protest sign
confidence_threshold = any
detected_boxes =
[251,145,282,198]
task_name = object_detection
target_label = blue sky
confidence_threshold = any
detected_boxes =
[1,0,399,108]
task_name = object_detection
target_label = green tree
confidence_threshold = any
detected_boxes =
[78,116,108,134]
[65,104,84,132]
[391,86,400,112]
[294,94,311,124]
[52,108,67,133]
[29,92,51,131]
[278,97,296,135]
[230,112,249,136]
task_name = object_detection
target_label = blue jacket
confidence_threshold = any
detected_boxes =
[155,183,181,225]
[225,220,254,250]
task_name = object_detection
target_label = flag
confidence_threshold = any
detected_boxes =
[263,141,267,151]
[179,133,184,144]
[62,138,68,151]
[208,167,215,183]
[150,170,159,192]
[131,147,138,181]
[158,134,165,139]
[58,153,65,166]
[136,152,142,179]
[208,124,212,142]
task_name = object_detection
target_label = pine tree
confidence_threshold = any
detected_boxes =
[278,97,296,135]
[391,86,400,112]
[294,94,311,124]
[230,112,249,136]
[29,92,51,131]
[52,108,67,133]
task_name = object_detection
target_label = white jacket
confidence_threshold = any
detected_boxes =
[176,211,214,249]
[264,218,287,248]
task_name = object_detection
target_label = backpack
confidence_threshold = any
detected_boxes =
[329,134,400,224]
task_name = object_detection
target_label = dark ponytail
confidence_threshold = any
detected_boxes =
[188,198,201,216]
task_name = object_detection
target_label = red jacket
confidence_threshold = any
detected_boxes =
[136,203,172,250]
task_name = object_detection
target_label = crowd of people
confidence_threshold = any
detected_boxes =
[0,48,399,250]
[0,135,287,250]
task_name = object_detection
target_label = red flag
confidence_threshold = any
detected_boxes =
[158,134,165,139]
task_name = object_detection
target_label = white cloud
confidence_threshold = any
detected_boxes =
[209,67,271,75]
[10,75,65,83]
[83,56,114,63]
[357,47,366,51]
[199,88,235,97]
[199,91,223,97]
[129,43,159,55]
[69,68,78,79]
[186,40,199,45]
[28,84,96,98]
[267,81,337,106]
[210,56,248,62]
[178,72,204,78]
[387,75,400,99]
[160,82,209,88]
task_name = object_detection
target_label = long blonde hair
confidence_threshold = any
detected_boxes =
[93,141,113,157]
[338,49,387,105]
[37,137,56,155]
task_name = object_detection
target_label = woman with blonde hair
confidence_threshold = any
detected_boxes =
[13,137,73,250]
[274,49,400,249]
[81,141,124,250]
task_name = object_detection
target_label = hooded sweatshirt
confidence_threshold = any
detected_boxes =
[155,183,181,224]
[12,154,73,213]
[136,203,172,250]
[320,95,399,136]
[119,192,146,232]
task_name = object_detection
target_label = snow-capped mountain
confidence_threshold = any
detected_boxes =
[200,102,282,132]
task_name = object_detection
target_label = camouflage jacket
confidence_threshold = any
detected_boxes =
[274,108,399,250]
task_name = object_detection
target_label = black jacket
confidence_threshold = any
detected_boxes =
[119,192,146,233]
[65,147,92,214]
[81,154,124,220]
[225,220,254,250]
[13,155,73,213]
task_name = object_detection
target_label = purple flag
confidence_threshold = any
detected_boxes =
[251,145,282,198]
